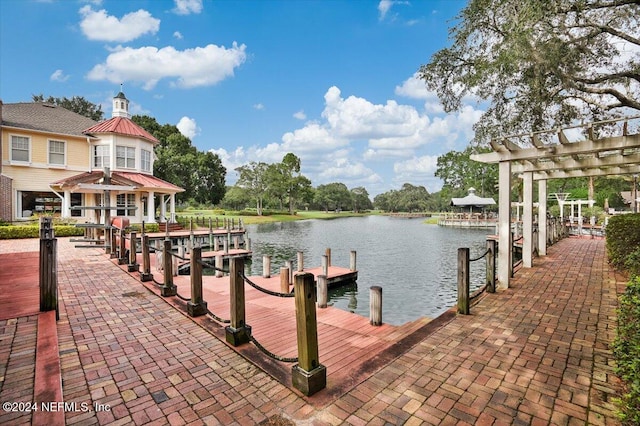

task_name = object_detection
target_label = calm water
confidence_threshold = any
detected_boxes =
[245,216,492,325]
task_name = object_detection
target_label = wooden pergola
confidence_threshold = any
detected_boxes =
[471,115,640,289]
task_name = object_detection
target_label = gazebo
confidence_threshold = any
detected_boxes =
[450,187,496,213]
[471,115,640,289]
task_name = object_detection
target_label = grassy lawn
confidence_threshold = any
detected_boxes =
[176,210,380,225]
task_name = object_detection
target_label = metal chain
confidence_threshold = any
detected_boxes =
[249,335,298,363]
[240,272,295,298]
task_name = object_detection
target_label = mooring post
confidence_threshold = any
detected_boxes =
[321,255,328,276]
[39,217,58,320]
[292,272,326,396]
[233,235,239,250]
[246,237,251,251]
[350,250,357,271]
[325,248,331,266]
[226,231,232,253]
[486,239,496,293]
[128,231,139,272]
[370,286,382,326]
[140,234,152,282]
[110,227,118,259]
[188,247,207,317]
[285,260,294,285]
[280,267,290,294]
[225,257,251,346]
[223,234,229,254]
[215,254,224,278]
[297,251,304,272]
[263,255,271,278]
[161,239,177,297]
[457,247,470,315]
[118,227,127,264]
[317,275,328,308]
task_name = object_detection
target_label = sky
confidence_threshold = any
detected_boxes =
[0,0,483,196]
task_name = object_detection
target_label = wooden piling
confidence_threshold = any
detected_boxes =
[297,251,304,272]
[486,239,496,293]
[285,260,294,284]
[263,255,271,278]
[292,272,326,396]
[317,275,328,308]
[118,227,126,264]
[128,231,139,272]
[457,247,470,315]
[225,257,251,346]
[325,248,331,266]
[39,217,58,319]
[350,250,357,271]
[280,267,290,294]
[161,239,177,297]
[321,255,328,276]
[188,247,207,316]
[140,234,152,282]
[215,254,224,278]
[370,286,382,325]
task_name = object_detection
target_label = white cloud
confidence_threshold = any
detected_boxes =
[293,110,306,120]
[173,31,183,39]
[393,155,438,177]
[50,69,69,82]
[209,147,247,180]
[87,42,247,90]
[176,116,200,139]
[253,103,265,110]
[173,0,203,15]
[378,0,409,21]
[395,73,444,113]
[79,6,160,42]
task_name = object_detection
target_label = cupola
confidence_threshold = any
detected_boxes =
[112,88,130,118]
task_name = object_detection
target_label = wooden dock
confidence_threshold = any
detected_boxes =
[117,251,447,404]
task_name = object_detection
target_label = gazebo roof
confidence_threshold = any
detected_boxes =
[451,188,496,207]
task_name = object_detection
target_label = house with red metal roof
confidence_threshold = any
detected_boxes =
[0,91,184,224]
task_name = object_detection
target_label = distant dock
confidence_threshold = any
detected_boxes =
[437,212,497,229]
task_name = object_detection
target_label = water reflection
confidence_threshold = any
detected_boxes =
[245,216,492,325]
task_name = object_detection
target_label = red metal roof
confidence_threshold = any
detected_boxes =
[50,171,184,193]
[83,117,159,144]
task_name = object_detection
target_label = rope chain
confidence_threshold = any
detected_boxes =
[249,335,298,363]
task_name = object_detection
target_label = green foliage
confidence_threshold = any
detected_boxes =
[606,214,640,271]
[436,146,498,199]
[625,247,640,279]
[314,182,352,212]
[613,276,640,425]
[0,225,84,239]
[132,115,227,205]
[419,0,640,143]
[32,94,104,121]
[129,223,160,233]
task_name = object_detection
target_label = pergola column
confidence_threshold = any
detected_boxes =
[62,190,71,218]
[522,172,533,268]
[159,194,166,222]
[538,180,547,256]
[498,160,512,289]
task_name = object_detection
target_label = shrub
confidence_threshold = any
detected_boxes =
[613,275,640,425]
[606,214,640,270]
[0,225,84,239]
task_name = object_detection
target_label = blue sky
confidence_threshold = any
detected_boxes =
[0,0,482,196]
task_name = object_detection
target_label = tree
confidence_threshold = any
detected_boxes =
[235,162,269,215]
[435,146,498,199]
[32,94,104,121]
[221,186,251,210]
[420,0,640,143]
[397,183,430,212]
[314,183,352,212]
[350,187,373,212]
[134,116,226,205]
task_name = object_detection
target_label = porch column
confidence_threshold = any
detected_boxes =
[160,195,167,222]
[170,194,176,222]
[62,190,71,218]
[522,172,533,268]
[538,179,547,256]
[498,160,512,289]
[147,191,156,223]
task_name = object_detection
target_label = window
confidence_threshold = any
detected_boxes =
[116,194,136,216]
[11,135,30,162]
[93,145,110,168]
[70,193,83,217]
[141,149,151,172]
[116,146,135,169]
[48,140,65,165]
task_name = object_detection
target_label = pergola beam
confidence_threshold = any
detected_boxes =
[513,153,640,174]
[530,164,640,180]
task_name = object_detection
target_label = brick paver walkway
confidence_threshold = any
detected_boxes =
[0,236,624,425]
